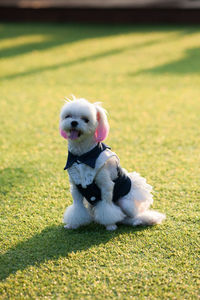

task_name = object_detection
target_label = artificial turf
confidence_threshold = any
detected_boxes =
[0,22,199,299]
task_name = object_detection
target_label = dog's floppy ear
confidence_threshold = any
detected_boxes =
[60,128,68,139]
[94,103,109,142]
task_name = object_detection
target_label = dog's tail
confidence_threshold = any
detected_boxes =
[132,210,166,226]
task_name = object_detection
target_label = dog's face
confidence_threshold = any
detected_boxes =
[60,98,109,142]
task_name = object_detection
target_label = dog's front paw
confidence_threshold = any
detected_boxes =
[64,224,79,230]
[106,224,117,231]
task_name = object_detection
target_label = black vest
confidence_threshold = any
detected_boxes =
[64,143,131,206]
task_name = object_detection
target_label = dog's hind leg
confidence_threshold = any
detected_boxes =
[118,172,165,226]
[132,210,166,226]
[121,211,166,227]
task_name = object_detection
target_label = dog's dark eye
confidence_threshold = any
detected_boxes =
[82,117,89,123]
[65,115,71,119]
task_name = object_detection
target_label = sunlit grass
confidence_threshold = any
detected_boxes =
[0,23,199,299]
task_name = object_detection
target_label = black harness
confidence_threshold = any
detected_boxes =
[64,143,131,205]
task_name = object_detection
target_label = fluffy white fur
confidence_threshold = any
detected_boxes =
[60,97,166,230]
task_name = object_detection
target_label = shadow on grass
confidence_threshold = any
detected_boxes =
[0,224,149,281]
[0,23,111,59]
[129,46,200,76]
[0,23,199,81]
[0,39,157,81]
[0,23,146,60]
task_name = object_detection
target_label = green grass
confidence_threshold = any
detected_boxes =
[0,22,200,299]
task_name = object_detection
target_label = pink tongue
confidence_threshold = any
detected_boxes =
[69,130,79,140]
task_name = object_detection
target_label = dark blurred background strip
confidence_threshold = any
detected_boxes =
[0,0,200,23]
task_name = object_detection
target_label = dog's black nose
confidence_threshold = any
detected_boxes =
[71,121,78,128]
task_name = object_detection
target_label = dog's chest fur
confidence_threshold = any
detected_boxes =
[67,149,117,188]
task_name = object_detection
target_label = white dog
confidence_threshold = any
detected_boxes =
[60,97,165,230]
